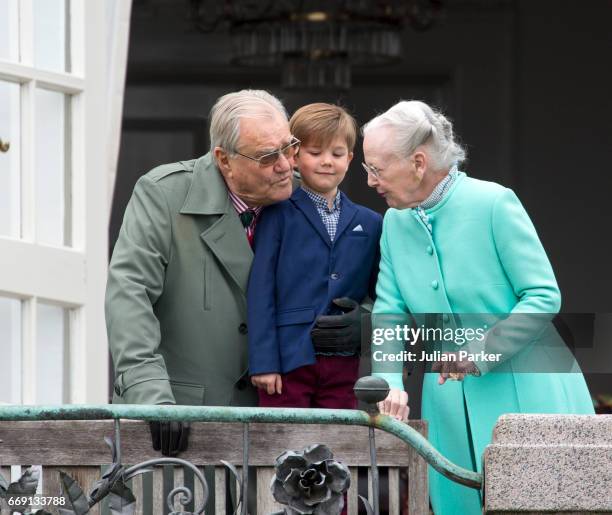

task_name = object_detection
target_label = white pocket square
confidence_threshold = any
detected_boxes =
[352,224,364,232]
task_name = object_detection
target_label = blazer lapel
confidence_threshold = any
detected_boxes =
[291,188,332,247]
[181,153,253,294]
[334,192,359,242]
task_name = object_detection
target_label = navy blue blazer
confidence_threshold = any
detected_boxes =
[247,188,382,375]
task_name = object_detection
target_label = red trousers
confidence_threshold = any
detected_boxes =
[258,355,360,409]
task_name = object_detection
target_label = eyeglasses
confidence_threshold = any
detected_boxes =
[234,137,301,168]
[362,162,382,178]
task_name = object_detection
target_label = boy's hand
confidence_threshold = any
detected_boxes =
[251,373,283,394]
[311,297,361,351]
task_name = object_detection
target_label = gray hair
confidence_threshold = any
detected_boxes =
[209,89,288,153]
[362,100,466,170]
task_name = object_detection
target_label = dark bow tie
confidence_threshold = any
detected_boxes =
[239,209,256,228]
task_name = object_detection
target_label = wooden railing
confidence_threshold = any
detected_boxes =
[0,419,429,515]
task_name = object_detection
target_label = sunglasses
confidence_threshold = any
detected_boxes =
[234,137,301,167]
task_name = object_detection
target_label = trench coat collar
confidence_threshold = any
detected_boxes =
[180,152,230,215]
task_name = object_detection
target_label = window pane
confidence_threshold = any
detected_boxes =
[35,88,71,246]
[33,0,70,73]
[0,80,20,238]
[36,303,68,404]
[0,0,19,62]
[0,297,22,404]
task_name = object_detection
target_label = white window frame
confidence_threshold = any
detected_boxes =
[0,0,109,403]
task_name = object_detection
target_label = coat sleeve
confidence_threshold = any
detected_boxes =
[247,208,283,375]
[492,188,561,314]
[466,187,562,375]
[371,214,409,391]
[105,175,176,405]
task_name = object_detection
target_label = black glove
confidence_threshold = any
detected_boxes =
[149,420,190,457]
[311,298,361,352]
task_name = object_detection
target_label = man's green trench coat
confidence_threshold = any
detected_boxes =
[106,153,257,407]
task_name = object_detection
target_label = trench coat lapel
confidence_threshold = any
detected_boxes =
[291,188,332,247]
[201,215,253,295]
[180,153,253,294]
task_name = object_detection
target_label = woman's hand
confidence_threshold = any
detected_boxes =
[377,388,409,421]
[432,352,480,384]
[251,373,283,394]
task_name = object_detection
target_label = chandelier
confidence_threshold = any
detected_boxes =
[190,1,443,90]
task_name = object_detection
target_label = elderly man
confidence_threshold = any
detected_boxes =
[106,90,301,455]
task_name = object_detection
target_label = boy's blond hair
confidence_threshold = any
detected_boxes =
[290,103,358,152]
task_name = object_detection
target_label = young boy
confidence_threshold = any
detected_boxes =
[247,103,382,409]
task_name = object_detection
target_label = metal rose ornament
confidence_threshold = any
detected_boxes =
[271,444,350,515]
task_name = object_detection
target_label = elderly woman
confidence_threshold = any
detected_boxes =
[363,100,594,515]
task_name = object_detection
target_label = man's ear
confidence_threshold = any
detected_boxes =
[214,147,232,178]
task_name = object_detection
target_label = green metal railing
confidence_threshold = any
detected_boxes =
[0,404,482,490]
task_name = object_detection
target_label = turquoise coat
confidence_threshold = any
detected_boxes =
[372,172,593,515]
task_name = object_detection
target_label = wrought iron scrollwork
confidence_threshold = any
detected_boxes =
[28,419,211,515]
[121,458,209,514]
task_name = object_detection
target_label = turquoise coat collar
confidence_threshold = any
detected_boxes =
[417,171,467,215]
